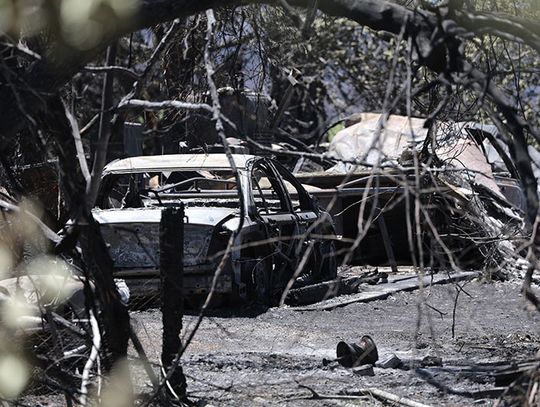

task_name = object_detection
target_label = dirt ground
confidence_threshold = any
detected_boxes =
[128,270,540,406]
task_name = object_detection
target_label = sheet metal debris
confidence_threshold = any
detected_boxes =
[376,353,402,369]
[293,271,479,311]
[296,113,527,274]
[327,113,428,166]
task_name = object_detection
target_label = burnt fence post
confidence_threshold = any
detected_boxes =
[160,205,187,401]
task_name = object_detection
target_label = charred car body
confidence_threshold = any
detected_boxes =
[93,154,337,303]
[295,114,525,271]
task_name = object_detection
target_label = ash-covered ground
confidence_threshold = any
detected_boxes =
[128,271,540,406]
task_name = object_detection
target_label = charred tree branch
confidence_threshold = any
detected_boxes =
[86,43,117,210]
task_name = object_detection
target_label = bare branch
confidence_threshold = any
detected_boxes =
[63,102,91,186]
[86,44,117,210]
[117,99,213,112]
[83,65,139,79]
[455,10,540,53]
[0,41,42,60]
[80,113,100,136]
[79,310,101,406]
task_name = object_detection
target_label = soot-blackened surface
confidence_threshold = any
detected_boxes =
[129,276,540,406]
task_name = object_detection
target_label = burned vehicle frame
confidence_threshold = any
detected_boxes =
[93,154,337,304]
[294,115,525,271]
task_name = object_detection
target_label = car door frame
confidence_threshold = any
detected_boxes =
[245,158,303,292]
[269,159,320,235]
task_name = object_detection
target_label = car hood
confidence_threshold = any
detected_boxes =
[93,207,243,268]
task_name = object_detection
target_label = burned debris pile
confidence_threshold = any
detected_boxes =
[292,113,529,278]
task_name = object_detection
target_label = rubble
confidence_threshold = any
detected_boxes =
[376,353,402,369]
[351,364,375,376]
[295,113,528,276]
[421,355,443,367]
[293,270,478,311]
[286,268,387,305]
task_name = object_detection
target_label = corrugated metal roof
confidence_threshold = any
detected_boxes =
[327,113,428,165]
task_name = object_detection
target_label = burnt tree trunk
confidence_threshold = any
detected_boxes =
[160,206,188,400]
[41,96,131,369]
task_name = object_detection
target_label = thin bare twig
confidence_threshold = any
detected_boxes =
[83,65,139,79]
[79,310,101,406]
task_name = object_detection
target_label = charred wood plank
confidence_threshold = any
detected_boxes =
[292,271,478,311]
[286,271,384,306]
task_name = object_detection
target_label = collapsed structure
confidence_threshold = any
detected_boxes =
[293,113,527,276]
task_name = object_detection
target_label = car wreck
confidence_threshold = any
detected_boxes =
[293,113,525,274]
[93,153,337,303]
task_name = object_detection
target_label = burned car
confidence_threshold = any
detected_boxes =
[93,154,337,304]
[296,114,524,272]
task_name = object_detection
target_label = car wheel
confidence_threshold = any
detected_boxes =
[252,258,274,305]
[237,251,275,306]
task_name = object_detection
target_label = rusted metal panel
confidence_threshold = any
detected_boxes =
[436,137,505,199]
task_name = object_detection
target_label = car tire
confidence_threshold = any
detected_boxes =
[237,250,275,306]
[252,258,274,305]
